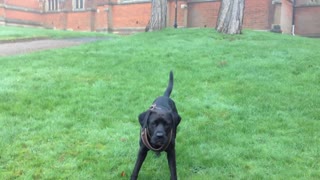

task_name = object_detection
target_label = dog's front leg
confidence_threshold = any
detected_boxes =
[131,145,148,180]
[166,147,177,180]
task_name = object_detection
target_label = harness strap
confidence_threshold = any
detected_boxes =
[141,128,173,152]
[140,104,173,152]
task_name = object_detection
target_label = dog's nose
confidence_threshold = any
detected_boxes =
[156,132,164,137]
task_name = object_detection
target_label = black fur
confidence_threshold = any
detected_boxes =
[131,71,181,180]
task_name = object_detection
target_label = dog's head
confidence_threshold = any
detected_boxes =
[139,109,180,148]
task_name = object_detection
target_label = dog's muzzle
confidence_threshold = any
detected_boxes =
[141,128,172,152]
[141,104,173,152]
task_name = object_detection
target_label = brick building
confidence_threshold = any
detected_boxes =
[281,0,320,37]
[0,0,319,36]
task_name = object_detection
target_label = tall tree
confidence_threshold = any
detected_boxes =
[146,0,167,32]
[216,0,245,34]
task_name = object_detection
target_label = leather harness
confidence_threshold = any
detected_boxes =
[140,104,173,152]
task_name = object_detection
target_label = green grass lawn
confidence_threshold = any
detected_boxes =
[0,27,319,179]
[0,26,111,41]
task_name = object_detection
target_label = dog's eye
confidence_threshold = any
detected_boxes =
[151,122,157,127]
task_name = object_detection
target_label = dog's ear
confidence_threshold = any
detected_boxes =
[138,111,148,127]
[172,112,181,127]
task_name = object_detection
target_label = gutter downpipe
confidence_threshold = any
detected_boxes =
[3,0,6,25]
[174,0,178,28]
[292,0,296,36]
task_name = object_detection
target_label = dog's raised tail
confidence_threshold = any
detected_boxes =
[164,71,174,97]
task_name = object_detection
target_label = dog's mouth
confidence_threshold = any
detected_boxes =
[152,141,164,148]
[155,141,164,146]
[151,137,167,147]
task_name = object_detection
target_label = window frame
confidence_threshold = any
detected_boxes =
[120,0,151,4]
[47,0,59,12]
[73,0,85,10]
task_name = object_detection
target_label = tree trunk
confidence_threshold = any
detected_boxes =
[146,0,167,32]
[216,0,245,34]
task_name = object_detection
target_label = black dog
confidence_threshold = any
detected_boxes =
[131,71,181,180]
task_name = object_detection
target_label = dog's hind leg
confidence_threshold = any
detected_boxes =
[131,146,148,180]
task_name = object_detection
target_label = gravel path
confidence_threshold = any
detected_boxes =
[0,37,109,57]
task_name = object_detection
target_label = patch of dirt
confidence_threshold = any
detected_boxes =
[0,37,110,57]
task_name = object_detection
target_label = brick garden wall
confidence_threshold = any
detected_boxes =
[5,9,42,25]
[111,3,151,33]
[168,0,188,27]
[0,4,4,25]
[186,1,220,28]
[183,0,272,30]
[1,0,42,26]
[67,11,95,31]
[95,5,109,31]
[1,0,273,33]
[243,0,273,29]
[43,12,68,30]
[295,5,320,37]
[280,0,320,36]
[5,0,41,10]
[1,0,319,36]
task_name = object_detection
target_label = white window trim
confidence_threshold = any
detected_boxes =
[73,0,85,10]
[46,0,59,12]
[120,0,151,4]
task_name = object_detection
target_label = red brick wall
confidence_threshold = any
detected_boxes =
[243,0,272,29]
[183,0,271,30]
[5,0,41,10]
[0,6,4,20]
[1,0,273,32]
[95,5,109,31]
[43,11,95,32]
[2,0,319,37]
[43,12,68,30]
[67,11,94,31]
[167,1,188,27]
[5,9,41,22]
[296,0,310,6]
[111,3,151,31]
[186,1,220,28]
[1,0,42,26]
[1,0,274,33]
[295,5,320,37]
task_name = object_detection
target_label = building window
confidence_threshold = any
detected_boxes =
[47,0,59,11]
[121,0,150,3]
[74,0,85,10]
